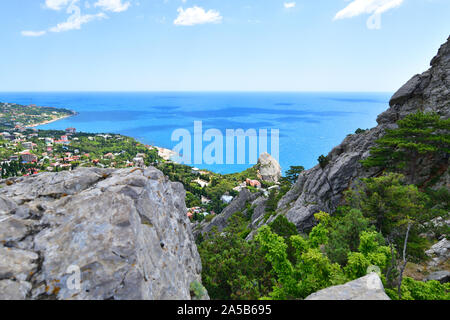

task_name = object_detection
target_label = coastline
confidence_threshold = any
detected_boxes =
[154,146,178,162]
[25,112,77,128]
[22,108,179,163]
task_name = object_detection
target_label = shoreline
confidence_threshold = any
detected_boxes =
[25,112,77,128]
[21,108,180,163]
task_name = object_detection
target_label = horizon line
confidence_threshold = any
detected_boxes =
[0,90,394,94]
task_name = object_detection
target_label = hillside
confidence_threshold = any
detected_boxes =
[277,36,450,232]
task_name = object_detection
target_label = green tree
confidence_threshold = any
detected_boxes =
[345,173,431,260]
[198,212,273,300]
[322,208,372,265]
[285,166,305,184]
[362,112,450,183]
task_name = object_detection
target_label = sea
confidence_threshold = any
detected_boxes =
[0,92,391,174]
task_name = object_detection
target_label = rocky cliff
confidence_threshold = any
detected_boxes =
[0,167,207,300]
[305,273,390,300]
[278,36,450,232]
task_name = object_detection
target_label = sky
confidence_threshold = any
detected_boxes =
[0,0,449,92]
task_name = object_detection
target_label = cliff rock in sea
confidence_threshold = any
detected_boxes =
[305,273,390,300]
[0,167,207,300]
[257,152,282,183]
[277,36,450,232]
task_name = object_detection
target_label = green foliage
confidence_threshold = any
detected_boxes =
[186,191,201,208]
[285,166,305,184]
[344,231,391,279]
[361,112,450,182]
[198,213,273,300]
[190,281,208,300]
[269,215,299,264]
[269,215,298,240]
[322,208,372,265]
[256,224,345,299]
[345,173,433,261]
[255,221,401,300]
[386,277,450,300]
[317,155,330,169]
[355,128,368,134]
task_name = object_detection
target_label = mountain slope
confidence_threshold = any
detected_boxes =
[277,36,450,232]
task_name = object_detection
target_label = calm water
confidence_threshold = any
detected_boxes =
[0,92,391,174]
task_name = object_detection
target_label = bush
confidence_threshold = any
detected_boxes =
[318,155,330,169]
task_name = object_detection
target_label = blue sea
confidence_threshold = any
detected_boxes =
[0,92,391,174]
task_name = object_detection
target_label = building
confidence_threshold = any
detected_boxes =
[22,142,33,150]
[1,132,14,140]
[246,178,262,189]
[221,195,234,204]
[65,127,76,134]
[21,152,38,163]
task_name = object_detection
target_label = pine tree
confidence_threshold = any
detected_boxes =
[362,112,450,183]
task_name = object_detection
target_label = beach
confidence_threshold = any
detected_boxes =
[25,113,76,128]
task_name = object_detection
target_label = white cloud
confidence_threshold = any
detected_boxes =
[49,1,107,32]
[44,0,71,10]
[94,0,131,12]
[21,30,47,37]
[174,6,222,26]
[334,0,403,29]
[284,2,296,9]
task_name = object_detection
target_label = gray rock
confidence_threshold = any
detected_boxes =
[425,238,449,267]
[424,271,450,284]
[195,188,260,237]
[0,247,39,281]
[0,217,32,244]
[277,36,450,231]
[0,280,32,300]
[257,152,282,183]
[0,167,206,300]
[305,273,390,300]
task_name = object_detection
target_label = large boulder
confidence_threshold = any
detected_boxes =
[0,167,207,300]
[425,238,450,268]
[305,273,390,300]
[277,36,450,232]
[424,271,450,284]
[257,152,282,183]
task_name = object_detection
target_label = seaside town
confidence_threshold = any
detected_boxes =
[0,101,75,129]
[0,101,283,225]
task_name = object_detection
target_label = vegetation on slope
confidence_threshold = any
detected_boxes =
[197,112,450,300]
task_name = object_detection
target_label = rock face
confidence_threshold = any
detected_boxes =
[0,167,206,300]
[278,36,450,232]
[305,273,390,300]
[257,153,282,183]
[194,188,260,237]
[424,271,450,284]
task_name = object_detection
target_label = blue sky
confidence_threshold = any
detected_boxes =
[0,0,449,92]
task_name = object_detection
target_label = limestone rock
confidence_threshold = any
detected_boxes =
[0,280,32,300]
[195,188,260,237]
[426,238,450,268]
[0,167,206,300]
[277,36,450,232]
[424,271,450,284]
[305,273,390,300]
[257,153,282,183]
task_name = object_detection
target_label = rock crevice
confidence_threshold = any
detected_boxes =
[0,167,206,300]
